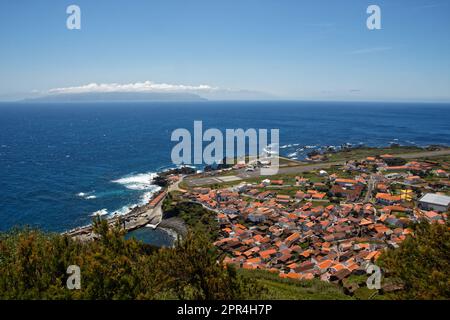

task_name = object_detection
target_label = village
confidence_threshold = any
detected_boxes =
[170,150,450,293]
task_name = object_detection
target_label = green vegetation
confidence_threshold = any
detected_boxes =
[378,221,450,300]
[0,220,259,300]
[163,193,220,241]
[324,146,424,162]
[238,269,350,300]
[353,286,378,300]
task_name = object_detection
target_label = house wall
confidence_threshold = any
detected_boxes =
[419,202,448,213]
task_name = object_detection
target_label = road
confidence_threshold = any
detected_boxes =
[168,175,186,192]
[364,174,376,203]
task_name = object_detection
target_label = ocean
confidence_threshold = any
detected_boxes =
[1,101,449,245]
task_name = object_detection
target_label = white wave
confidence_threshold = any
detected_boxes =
[109,186,162,217]
[91,209,108,217]
[287,152,297,158]
[99,171,162,219]
[112,172,158,190]
[77,191,97,200]
[263,143,280,155]
[178,164,196,169]
[140,188,162,205]
[111,205,135,217]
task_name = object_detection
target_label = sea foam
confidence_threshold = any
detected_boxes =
[112,172,158,190]
[77,191,97,200]
[91,209,108,217]
[105,172,162,217]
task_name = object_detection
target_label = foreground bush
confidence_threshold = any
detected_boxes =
[0,219,260,300]
[378,221,450,300]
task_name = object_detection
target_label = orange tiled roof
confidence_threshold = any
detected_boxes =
[376,193,402,202]
[312,193,326,199]
[286,232,301,243]
[317,260,334,270]
[285,273,302,280]
[259,248,277,259]
[335,178,358,184]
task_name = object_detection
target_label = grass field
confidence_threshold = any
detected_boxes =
[238,269,351,300]
[323,146,424,162]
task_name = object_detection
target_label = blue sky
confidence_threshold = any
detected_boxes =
[0,0,449,101]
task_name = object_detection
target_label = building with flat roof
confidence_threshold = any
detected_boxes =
[419,193,450,212]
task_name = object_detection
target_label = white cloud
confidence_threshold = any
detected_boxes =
[47,81,218,95]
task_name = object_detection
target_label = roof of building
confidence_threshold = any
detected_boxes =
[376,193,402,202]
[419,193,450,206]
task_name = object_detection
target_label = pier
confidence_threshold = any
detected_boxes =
[63,191,167,241]
[62,175,185,241]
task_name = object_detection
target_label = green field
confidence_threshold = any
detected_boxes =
[323,146,424,162]
[238,269,351,300]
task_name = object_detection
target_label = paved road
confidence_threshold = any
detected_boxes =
[185,148,450,187]
[364,174,376,203]
[168,175,185,192]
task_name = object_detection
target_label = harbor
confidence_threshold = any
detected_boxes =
[63,173,186,242]
[63,190,167,241]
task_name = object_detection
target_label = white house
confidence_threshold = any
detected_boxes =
[319,170,328,176]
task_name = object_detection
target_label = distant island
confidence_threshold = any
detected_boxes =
[23,91,208,103]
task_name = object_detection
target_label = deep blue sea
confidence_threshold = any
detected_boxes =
[1,101,449,244]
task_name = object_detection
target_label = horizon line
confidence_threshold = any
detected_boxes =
[1,99,450,104]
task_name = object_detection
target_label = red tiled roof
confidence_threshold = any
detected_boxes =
[376,193,402,202]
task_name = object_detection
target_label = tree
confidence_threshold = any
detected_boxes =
[146,231,263,299]
[378,221,450,299]
[383,157,406,167]
[0,220,259,300]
